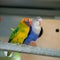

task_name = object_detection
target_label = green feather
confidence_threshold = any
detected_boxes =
[8,21,30,56]
[8,22,28,43]
[8,27,20,43]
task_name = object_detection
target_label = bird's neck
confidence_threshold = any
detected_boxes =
[32,25,41,35]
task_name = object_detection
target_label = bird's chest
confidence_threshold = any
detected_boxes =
[12,26,30,44]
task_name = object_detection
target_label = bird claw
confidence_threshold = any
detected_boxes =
[29,41,37,46]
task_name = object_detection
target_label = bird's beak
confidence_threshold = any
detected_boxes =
[39,21,41,25]
[38,18,42,25]
[29,19,32,25]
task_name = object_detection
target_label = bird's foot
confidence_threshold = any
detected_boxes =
[29,41,37,46]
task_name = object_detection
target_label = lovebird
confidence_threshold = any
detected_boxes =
[6,17,32,57]
[24,17,42,46]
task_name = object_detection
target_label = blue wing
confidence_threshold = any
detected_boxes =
[23,26,38,44]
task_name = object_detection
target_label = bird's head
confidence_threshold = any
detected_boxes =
[22,17,32,26]
[32,17,42,34]
[37,17,42,26]
[32,17,42,27]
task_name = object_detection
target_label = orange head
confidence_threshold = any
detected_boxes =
[22,17,32,26]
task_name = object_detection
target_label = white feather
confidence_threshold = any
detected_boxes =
[32,17,42,34]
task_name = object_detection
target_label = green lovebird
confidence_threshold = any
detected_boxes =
[7,17,32,57]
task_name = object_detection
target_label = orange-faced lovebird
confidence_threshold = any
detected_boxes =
[6,17,32,57]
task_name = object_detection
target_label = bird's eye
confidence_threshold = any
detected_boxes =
[25,20,28,22]
[24,20,29,23]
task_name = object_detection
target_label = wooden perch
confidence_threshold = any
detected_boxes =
[0,42,60,58]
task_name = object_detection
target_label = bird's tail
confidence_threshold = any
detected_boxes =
[7,51,12,56]
[4,51,13,57]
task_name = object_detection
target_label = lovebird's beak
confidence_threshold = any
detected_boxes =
[29,19,32,25]
[38,18,42,25]
[39,21,41,25]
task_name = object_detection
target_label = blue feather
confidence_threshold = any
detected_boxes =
[24,26,38,44]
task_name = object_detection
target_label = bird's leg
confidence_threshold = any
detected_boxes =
[16,43,19,46]
[16,39,23,46]
[29,41,37,46]
[16,39,20,45]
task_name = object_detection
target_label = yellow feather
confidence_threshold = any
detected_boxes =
[11,24,30,44]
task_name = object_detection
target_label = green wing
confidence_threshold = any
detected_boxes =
[8,22,30,43]
[8,27,19,43]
